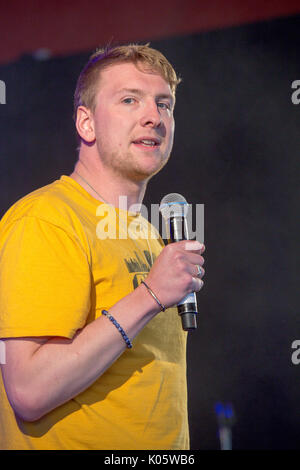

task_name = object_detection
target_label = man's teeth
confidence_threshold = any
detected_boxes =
[139,140,156,146]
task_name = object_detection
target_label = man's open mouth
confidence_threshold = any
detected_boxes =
[132,138,160,148]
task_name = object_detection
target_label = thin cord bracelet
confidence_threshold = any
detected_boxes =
[141,280,166,312]
[102,310,133,349]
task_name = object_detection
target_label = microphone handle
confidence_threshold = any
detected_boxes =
[168,216,198,331]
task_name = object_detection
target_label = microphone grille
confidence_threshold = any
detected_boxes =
[159,193,188,219]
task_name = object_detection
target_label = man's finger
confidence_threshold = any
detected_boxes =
[184,241,205,253]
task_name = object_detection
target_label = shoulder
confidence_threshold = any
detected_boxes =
[2,176,79,228]
[0,176,91,256]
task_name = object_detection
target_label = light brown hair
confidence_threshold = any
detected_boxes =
[73,43,181,124]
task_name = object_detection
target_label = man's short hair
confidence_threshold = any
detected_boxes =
[73,43,181,124]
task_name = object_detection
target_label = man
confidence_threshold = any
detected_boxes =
[0,44,205,450]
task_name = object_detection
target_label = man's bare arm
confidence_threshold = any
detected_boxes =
[1,241,204,422]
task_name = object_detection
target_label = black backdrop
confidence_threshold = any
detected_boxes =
[0,14,299,449]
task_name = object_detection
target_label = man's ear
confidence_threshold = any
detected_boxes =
[75,106,95,143]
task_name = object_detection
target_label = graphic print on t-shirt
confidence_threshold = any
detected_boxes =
[124,250,157,288]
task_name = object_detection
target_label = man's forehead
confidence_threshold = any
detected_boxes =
[97,62,173,96]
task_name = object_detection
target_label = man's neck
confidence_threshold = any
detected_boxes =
[70,158,147,211]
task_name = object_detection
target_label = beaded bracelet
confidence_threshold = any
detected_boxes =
[141,280,166,312]
[102,310,133,349]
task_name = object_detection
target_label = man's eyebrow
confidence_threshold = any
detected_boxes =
[115,88,174,103]
[116,88,143,96]
[157,93,175,103]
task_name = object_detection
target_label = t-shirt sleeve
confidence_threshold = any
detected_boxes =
[0,216,92,339]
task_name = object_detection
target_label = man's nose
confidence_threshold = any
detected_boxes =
[140,101,162,128]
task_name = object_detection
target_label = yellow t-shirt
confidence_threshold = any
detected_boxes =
[0,175,189,450]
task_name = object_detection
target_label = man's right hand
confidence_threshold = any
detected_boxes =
[143,240,205,310]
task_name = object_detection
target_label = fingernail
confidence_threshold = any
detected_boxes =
[185,241,204,251]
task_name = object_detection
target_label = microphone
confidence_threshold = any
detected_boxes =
[159,193,198,331]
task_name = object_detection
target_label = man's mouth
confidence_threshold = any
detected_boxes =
[132,138,161,148]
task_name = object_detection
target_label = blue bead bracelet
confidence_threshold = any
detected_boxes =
[102,310,133,349]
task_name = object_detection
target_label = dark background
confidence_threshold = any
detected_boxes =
[0,11,299,449]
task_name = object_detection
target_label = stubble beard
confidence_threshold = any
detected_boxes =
[97,143,172,183]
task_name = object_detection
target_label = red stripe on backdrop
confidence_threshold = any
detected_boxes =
[1,0,300,64]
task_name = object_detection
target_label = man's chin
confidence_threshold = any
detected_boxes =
[104,150,171,182]
[129,159,169,182]
[124,168,157,183]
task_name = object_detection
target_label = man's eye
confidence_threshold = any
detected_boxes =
[157,102,170,110]
[122,97,136,104]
